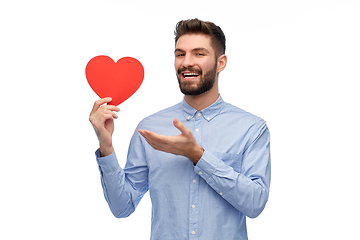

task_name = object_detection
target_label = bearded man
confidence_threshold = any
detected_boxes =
[89,18,271,240]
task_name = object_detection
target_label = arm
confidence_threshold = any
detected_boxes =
[96,142,148,218]
[139,118,270,218]
[194,123,271,218]
[90,98,148,218]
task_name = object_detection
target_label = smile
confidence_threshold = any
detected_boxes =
[182,72,200,79]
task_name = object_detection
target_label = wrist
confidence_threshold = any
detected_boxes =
[189,145,204,165]
[99,145,113,157]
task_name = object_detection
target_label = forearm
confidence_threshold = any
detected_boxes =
[96,149,136,218]
[194,150,270,218]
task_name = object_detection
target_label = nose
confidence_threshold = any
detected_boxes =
[181,55,194,68]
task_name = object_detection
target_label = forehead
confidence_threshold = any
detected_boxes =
[175,34,214,52]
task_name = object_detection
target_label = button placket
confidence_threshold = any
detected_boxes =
[193,111,203,147]
[189,167,200,239]
[189,113,203,239]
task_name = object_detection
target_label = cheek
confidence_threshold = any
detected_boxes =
[174,60,181,72]
[200,57,216,69]
[202,63,215,74]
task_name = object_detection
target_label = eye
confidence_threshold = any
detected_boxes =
[176,53,185,57]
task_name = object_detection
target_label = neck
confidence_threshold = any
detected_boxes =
[184,82,219,111]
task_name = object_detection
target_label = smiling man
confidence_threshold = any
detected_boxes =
[89,18,271,240]
[175,36,221,96]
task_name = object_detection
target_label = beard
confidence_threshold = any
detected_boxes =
[176,63,217,96]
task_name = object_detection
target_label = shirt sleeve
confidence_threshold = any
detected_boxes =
[96,122,149,218]
[194,121,271,218]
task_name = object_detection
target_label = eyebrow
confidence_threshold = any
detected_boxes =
[174,48,185,53]
[174,47,210,53]
[193,47,210,53]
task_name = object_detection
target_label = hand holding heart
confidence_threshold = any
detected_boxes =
[89,97,120,157]
[86,55,203,161]
[87,55,143,156]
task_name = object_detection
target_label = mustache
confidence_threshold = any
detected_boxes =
[177,67,202,75]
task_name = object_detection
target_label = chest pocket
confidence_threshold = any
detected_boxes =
[212,152,243,173]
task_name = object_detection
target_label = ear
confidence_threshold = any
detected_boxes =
[216,54,227,73]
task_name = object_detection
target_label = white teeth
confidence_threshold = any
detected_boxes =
[183,73,199,77]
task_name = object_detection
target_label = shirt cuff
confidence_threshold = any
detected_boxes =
[194,150,222,180]
[95,149,121,174]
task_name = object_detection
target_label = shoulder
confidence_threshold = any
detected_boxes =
[145,102,182,120]
[221,102,269,146]
[136,102,183,130]
[221,102,265,125]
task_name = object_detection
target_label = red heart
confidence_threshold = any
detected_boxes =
[86,55,144,106]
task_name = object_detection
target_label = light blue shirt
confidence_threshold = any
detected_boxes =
[96,96,271,240]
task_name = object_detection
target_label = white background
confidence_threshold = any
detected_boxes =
[1,0,359,239]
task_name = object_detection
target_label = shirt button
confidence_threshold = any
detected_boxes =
[207,117,210,121]
[220,192,223,196]
[192,204,195,209]
[192,231,196,235]
[193,179,196,183]
[195,129,199,132]
[187,116,191,120]
[199,171,202,175]
[197,112,201,116]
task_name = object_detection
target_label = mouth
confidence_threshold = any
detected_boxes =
[181,71,200,80]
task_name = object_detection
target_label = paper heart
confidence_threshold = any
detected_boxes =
[86,55,144,106]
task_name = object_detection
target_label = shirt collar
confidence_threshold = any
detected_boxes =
[181,95,225,122]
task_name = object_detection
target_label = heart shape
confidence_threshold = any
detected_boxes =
[86,55,144,106]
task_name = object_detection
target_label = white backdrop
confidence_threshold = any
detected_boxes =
[1,0,359,239]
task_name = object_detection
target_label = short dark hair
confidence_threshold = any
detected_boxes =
[174,18,226,57]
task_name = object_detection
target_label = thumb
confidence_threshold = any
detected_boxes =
[173,119,190,135]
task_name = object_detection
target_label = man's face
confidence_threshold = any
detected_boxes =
[175,34,218,96]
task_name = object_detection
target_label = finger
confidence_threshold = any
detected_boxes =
[101,113,116,122]
[139,130,168,144]
[141,135,159,149]
[98,107,119,122]
[101,104,120,112]
[105,109,119,119]
[91,106,119,126]
[138,130,155,147]
[91,97,113,115]
[140,132,168,152]
[90,104,119,123]
[146,130,168,143]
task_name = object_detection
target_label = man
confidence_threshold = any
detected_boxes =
[89,18,271,240]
